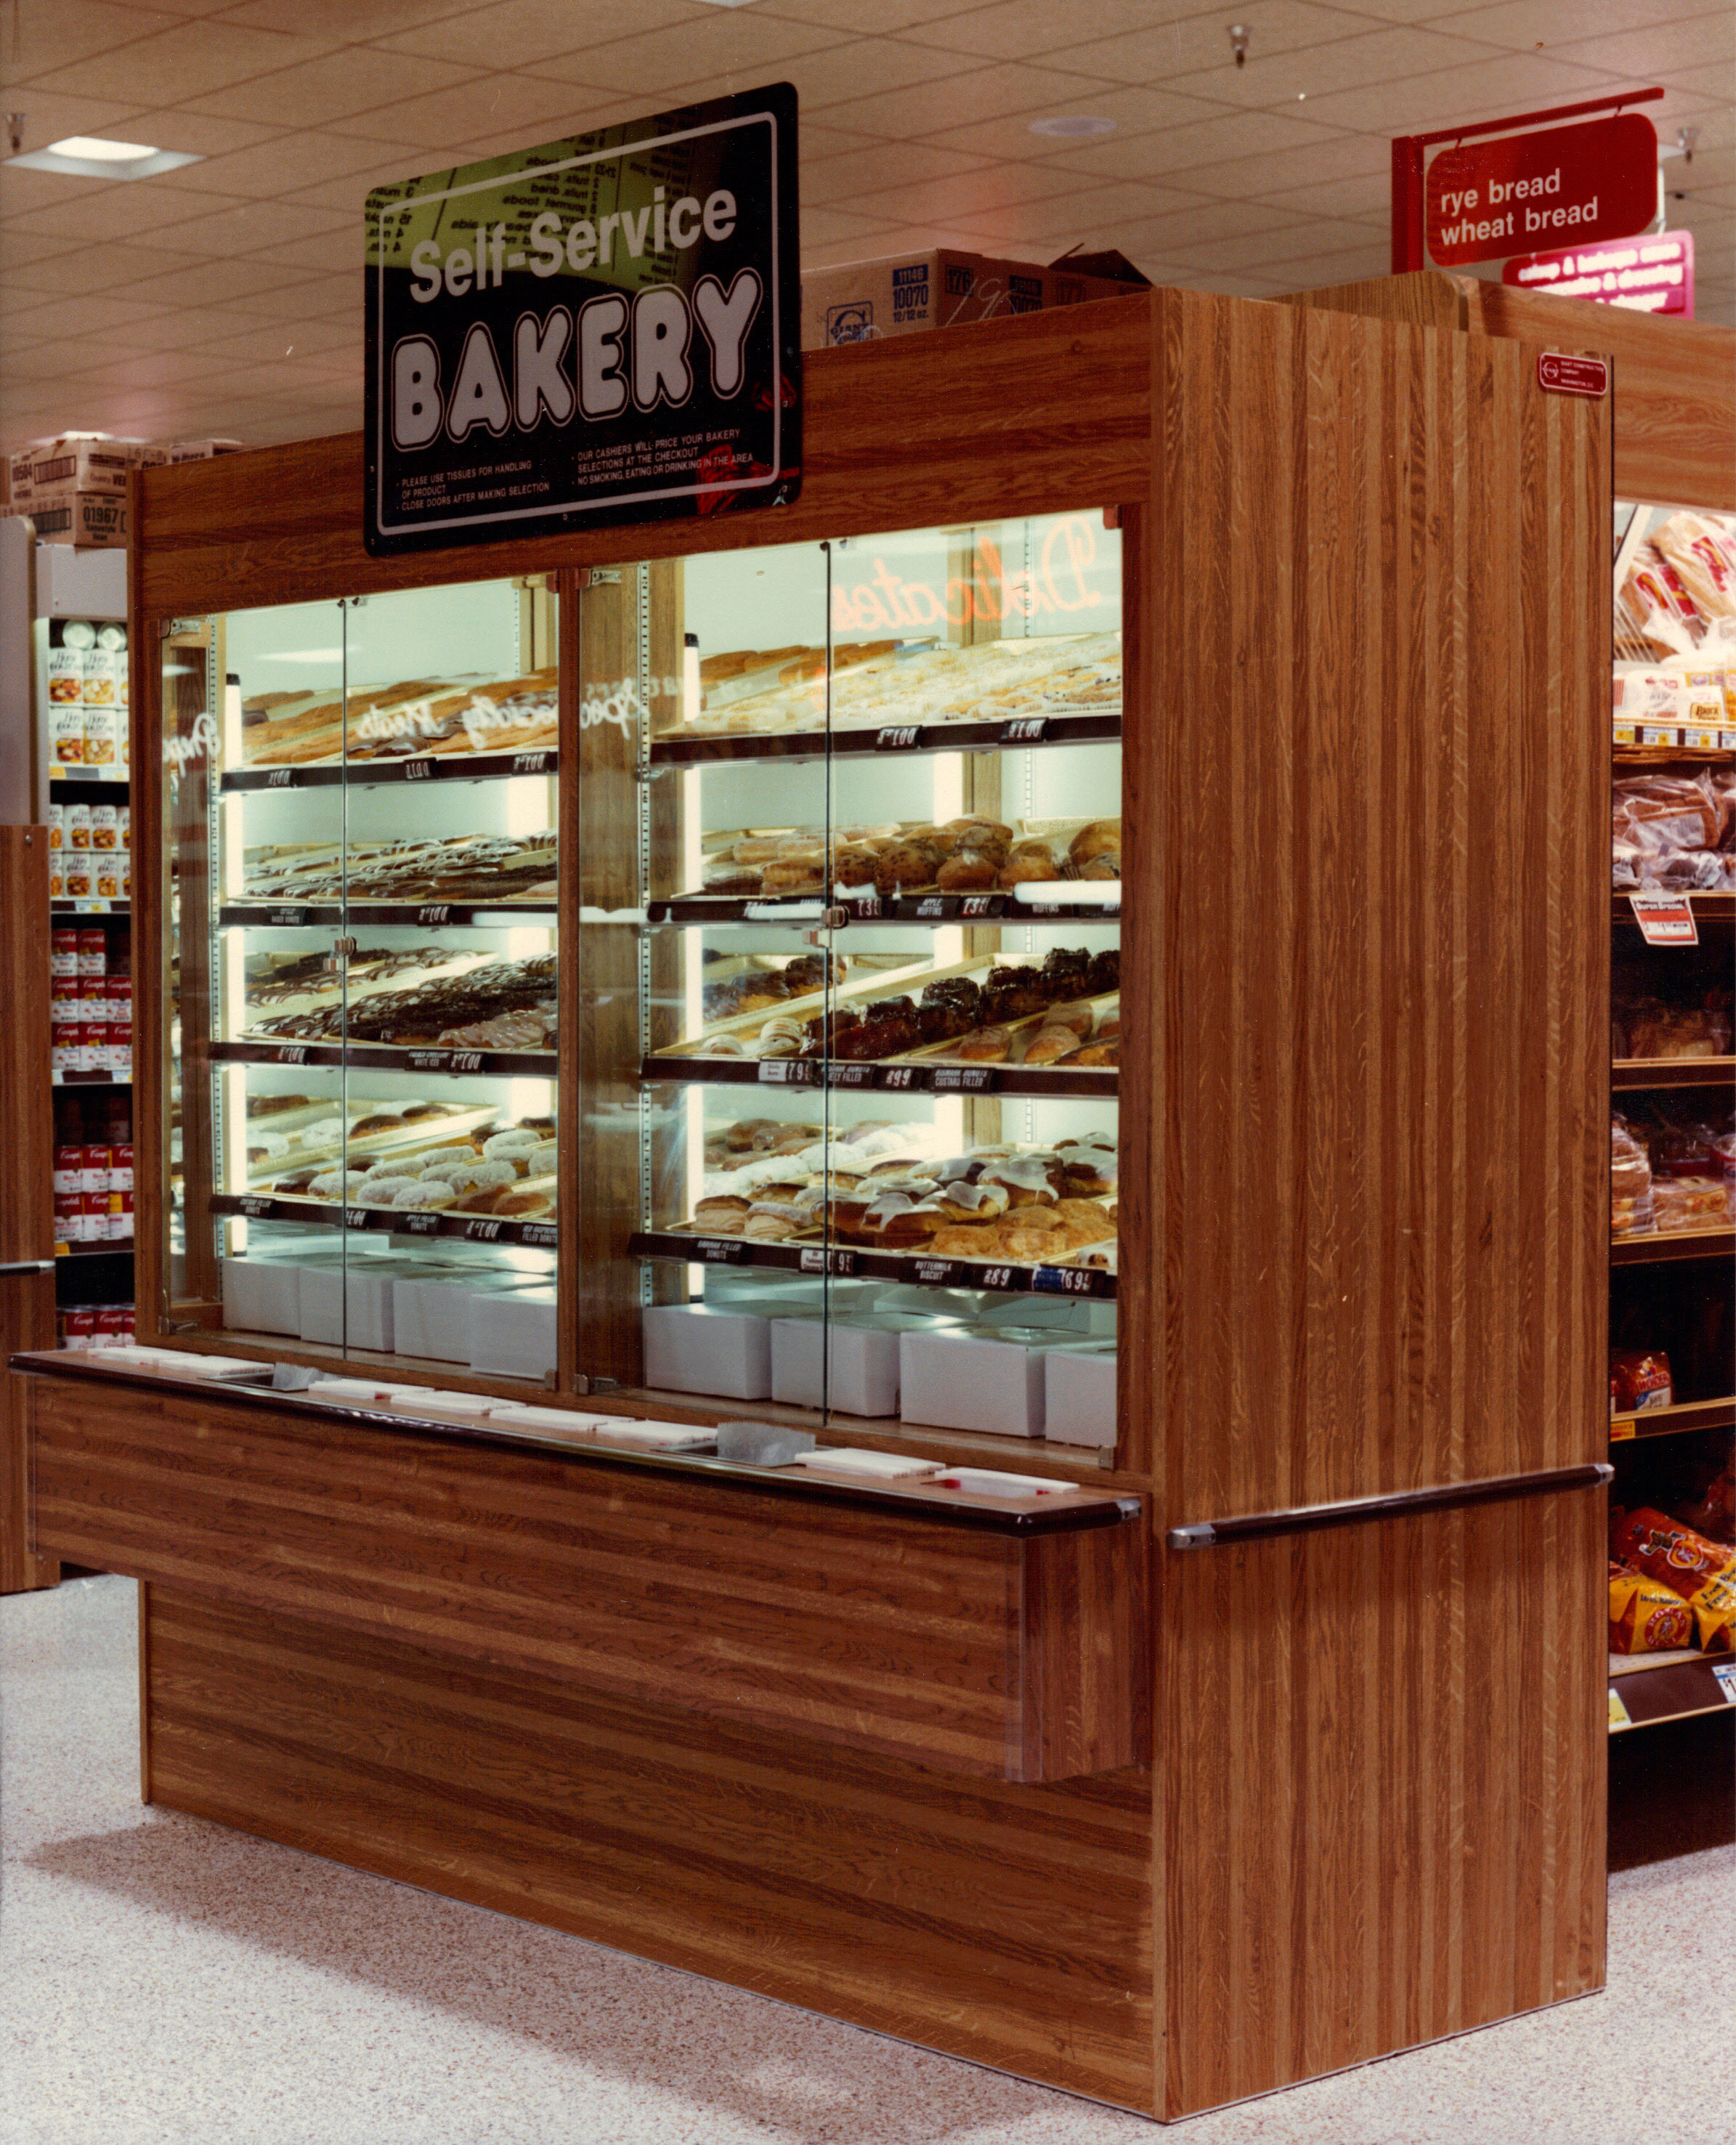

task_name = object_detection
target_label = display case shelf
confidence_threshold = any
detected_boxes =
[220,747,556,794]
[1609,1649,1736,1732]
[1610,1395,1736,1443]
[630,1228,1116,1298]
[643,1052,1116,1099]
[210,1038,557,1079]
[647,710,1120,770]
[219,900,559,930]
[52,899,128,916]
[208,1191,556,1250]
[49,765,130,784]
[54,1241,134,1260]
[1610,1057,1736,1092]
[1610,1227,1736,1265]
[50,1074,129,1090]
[647,890,1121,927]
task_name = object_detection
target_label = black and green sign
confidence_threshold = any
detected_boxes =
[364,84,800,556]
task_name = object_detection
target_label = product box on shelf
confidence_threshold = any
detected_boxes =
[898,1325,1067,1440]
[31,491,127,549]
[801,248,1131,349]
[642,1302,773,1400]
[12,435,166,502]
[1042,1345,1118,1448]
[166,438,243,463]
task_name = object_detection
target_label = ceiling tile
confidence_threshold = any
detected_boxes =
[1107,198,1317,254]
[0,293,179,348]
[798,204,904,249]
[0,0,182,77]
[99,111,286,158]
[23,20,320,104]
[922,85,1234,166]
[802,140,992,208]
[1431,0,1706,44]
[1259,242,1409,286]
[243,227,362,275]
[2,240,217,296]
[865,159,1161,227]
[1070,2,1415,86]
[372,0,686,65]
[214,0,482,28]
[894,0,1200,60]
[3,180,227,242]
[122,255,327,312]
[755,0,972,30]
[1252,177,1389,225]
[1290,52,1624,131]
[1051,108,1351,183]
[142,199,354,257]
[1544,13,1736,78]
[604,37,944,115]
[150,131,410,205]
[1150,131,1392,197]
[179,45,477,126]
[0,93,153,157]
[547,11,848,97]
[330,70,602,147]
[1179,25,1533,109]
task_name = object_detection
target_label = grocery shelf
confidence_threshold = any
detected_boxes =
[643,1052,1116,1099]
[1610,1056,1736,1092]
[220,900,558,930]
[50,1074,131,1089]
[1610,1226,1735,1266]
[648,889,1121,927]
[51,899,128,916]
[211,1038,556,1079]
[54,1241,135,1259]
[1609,1649,1736,1733]
[630,1227,1116,1298]
[646,710,1120,770]
[1613,892,1735,926]
[221,747,556,793]
[210,1191,556,1251]
[49,764,130,784]
[1610,1395,1736,1443]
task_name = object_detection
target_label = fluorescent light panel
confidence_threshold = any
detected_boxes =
[7,135,203,179]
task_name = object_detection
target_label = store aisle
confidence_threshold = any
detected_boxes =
[1,1576,1729,2145]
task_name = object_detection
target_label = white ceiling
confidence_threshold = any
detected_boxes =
[0,0,1729,453]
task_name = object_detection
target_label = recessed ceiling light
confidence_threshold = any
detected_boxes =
[1029,115,1116,139]
[7,134,202,179]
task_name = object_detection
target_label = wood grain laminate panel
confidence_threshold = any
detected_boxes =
[1467,283,1734,511]
[131,299,1153,620]
[0,828,57,1593]
[142,1585,1155,2109]
[1145,290,1608,2116]
[31,1376,1145,1782]
[1160,1491,1605,2117]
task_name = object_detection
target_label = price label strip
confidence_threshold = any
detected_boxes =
[1628,894,1698,946]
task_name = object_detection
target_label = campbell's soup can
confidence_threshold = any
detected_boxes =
[81,1144,111,1193]
[52,1023,81,1075]
[108,1021,132,1077]
[62,1305,97,1346]
[108,1191,134,1242]
[97,1305,131,1345]
[54,1194,83,1245]
[50,928,78,977]
[51,978,80,1023]
[105,977,131,1017]
[110,1142,134,1192]
[65,802,92,850]
[80,1021,107,1074]
[48,802,64,851]
[53,1144,83,1194]
[80,984,108,1024]
[80,1193,108,1241]
[78,929,107,976]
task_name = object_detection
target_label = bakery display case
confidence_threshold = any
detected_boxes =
[159,577,562,1377]
[574,515,1123,1448]
[21,282,1642,2120]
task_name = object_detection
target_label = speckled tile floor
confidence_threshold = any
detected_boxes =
[1,1575,1731,2145]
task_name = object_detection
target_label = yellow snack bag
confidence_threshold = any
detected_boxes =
[1688,1568,1736,1657]
[1608,1560,1694,1655]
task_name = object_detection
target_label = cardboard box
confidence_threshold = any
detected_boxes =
[801,248,1133,350]
[11,434,163,503]
[30,490,128,549]
[1042,1345,1118,1450]
[771,1315,901,1418]
[219,1256,305,1337]
[641,1302,771,1400]
[166,438,244,462]
[899,1326,1054,1439]
[469,1287,557,1380]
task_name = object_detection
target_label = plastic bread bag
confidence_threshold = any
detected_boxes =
[1650,510,1736,623]
[1608,1560,1695,1655]
[1610,1117,1654,1236]
[1610,1349,1673,1413]
[1611,1506,1736,1614]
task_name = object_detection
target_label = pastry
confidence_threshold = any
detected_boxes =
[1078,851,1120,880]
[1021,1026,1078,1066]
[1065,1041,1119,1067]
[1068,818,1121,866]
[357,1175,420,1206]
[272,1169,320,1196]
[936,854,999,891]
[392,1181,455,1209]
[984,1157,1060,1207]
[930,1180,1010,1223]
[762,857,824,896]
[998,842,1058,888]
[494,1175,556,1217]
[694,1196,750,1231]
[1060,1149,1118,1194]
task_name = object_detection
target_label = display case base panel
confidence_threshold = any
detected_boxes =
[140,1584,1156,2113]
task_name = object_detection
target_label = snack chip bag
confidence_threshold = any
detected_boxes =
[1608,1560,1694,1655]
[1687,1568,1736,1656]
[1611,1506,1736,1607]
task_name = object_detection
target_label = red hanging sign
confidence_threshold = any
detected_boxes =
[1425,113,1657,267]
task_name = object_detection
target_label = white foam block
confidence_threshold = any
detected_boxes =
[769,1317,901,1418]
[792,1447,941,1481]
[591,1418,715,1452]
[1042,1347,1118,1450]
[641,1303,771,1400]
[899,1329,1049,1439]
[220,1257,305,1336]
[468,1289,556,1379]
[484,1403,609,1436]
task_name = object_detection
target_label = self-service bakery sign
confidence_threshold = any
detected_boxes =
[365,84,800,556]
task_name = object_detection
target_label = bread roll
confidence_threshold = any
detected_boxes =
[936,854,999,891]
[1068,818,1121,865]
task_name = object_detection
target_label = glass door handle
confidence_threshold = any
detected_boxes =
[0,1260,57,1277]
[1167,1461,1615,1550]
